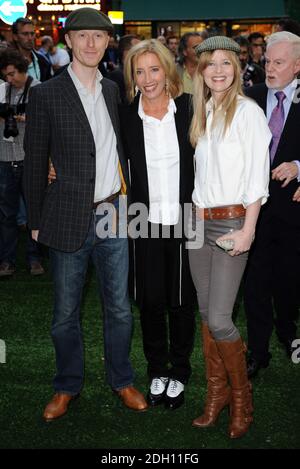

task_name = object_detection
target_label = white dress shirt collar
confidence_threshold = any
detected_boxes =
[67,64,103,99]
[138,94,177,123]
[268,78,298,104]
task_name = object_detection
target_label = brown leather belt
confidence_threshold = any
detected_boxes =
[93,190,121,209]
[202,204,246,220]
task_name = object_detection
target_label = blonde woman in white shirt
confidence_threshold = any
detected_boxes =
[189,36,271,438]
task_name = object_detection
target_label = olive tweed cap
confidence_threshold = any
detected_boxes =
[195,36,240,56]
[65,7,113,33]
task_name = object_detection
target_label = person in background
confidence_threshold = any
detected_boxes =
[166,36,179,61]
[120,39,196,410]
[234,36,265,87]
[276,18,300,36]
[248,32,265,68]
[189,36,271,438]
[11,17,52,82]
[108,34,141,103]
[49,43,71,72]
[176,31,208,93]
[39,36,53,64]
[244,31,300,378]
[0,48,44,277]
[157,35,167,46]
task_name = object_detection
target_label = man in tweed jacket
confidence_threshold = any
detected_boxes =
[23,8,148,421]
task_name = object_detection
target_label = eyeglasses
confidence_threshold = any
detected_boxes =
[18,31,35,37]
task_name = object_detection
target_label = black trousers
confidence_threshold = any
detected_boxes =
[244,209,300,362]
[136,226,196,384]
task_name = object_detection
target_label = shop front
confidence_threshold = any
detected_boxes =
[121,0,288,38]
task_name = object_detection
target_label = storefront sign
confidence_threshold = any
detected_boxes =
[37,0,101,13]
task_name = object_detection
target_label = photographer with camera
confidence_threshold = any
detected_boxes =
[0,48,44,277]
[234,36,265,88]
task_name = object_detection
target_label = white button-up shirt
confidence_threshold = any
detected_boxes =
[192,96,271,209]
[138,95,180,225]
[68,65,120,202]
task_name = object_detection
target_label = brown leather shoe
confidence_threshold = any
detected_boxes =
[30,261,45,276]
[43,393,77,422]
[117,386,148,411]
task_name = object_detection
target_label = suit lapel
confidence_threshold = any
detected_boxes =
[59,69,94,139]
[273,86,300,165]
[257,85,268,114]
[102,79,119,135]
[130,98,149,201]
[174,98,186,203]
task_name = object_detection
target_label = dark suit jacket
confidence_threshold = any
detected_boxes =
[119,93,194,211]
[24,69,130,252]
[246,83,300,226]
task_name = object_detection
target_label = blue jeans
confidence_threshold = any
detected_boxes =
[49,199,134,394]
[0,161,42,266]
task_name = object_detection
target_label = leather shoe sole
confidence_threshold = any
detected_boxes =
[165,391,184,410]
[147,391,166,407]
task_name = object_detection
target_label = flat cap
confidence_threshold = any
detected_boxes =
[195,36,240,56]
[65,7,113,33]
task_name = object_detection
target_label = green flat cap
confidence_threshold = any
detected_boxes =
[195,36,240,56]
[65,7,113,33]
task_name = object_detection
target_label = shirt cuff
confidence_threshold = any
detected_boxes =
[293,160,300,182]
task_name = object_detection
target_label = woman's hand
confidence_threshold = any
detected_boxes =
[48,162,57,184]
[14,114,26,123]
[216,229,254,257]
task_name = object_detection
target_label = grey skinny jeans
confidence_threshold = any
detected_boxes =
[189,217,248,342]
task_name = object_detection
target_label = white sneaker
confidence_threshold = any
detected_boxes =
[150,377,169,396]
[165,379,185,410]
[166,379,184,398]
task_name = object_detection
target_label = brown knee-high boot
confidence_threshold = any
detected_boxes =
[216,338,253,439]
[192,323,231,428]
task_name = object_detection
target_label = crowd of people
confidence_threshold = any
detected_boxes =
[1,8,300,440]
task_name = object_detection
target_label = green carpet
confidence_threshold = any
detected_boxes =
[0,236,299,449]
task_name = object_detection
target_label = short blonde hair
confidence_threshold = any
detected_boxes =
[124,38,183,103]
[190,49,243,147]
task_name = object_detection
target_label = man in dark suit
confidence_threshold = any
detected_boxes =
[244,31,300,378]
[23,8,147,421]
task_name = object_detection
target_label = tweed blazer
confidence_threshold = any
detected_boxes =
[23,69,130,252]
[245,83,300,226]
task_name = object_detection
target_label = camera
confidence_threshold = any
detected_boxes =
[243,64,256,87]
[0,103,25,138]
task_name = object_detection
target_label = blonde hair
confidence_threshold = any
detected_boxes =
[190,50,243,148]
[124,38,183,103]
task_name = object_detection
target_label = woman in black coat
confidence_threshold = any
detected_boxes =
[119,39,196,410]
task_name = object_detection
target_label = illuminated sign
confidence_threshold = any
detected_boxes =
[0,0,27,25]
[37,0,101,13]
[108,10,123,25]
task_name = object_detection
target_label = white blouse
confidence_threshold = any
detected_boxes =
[138,95,180,225]
[192,96,271,209]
